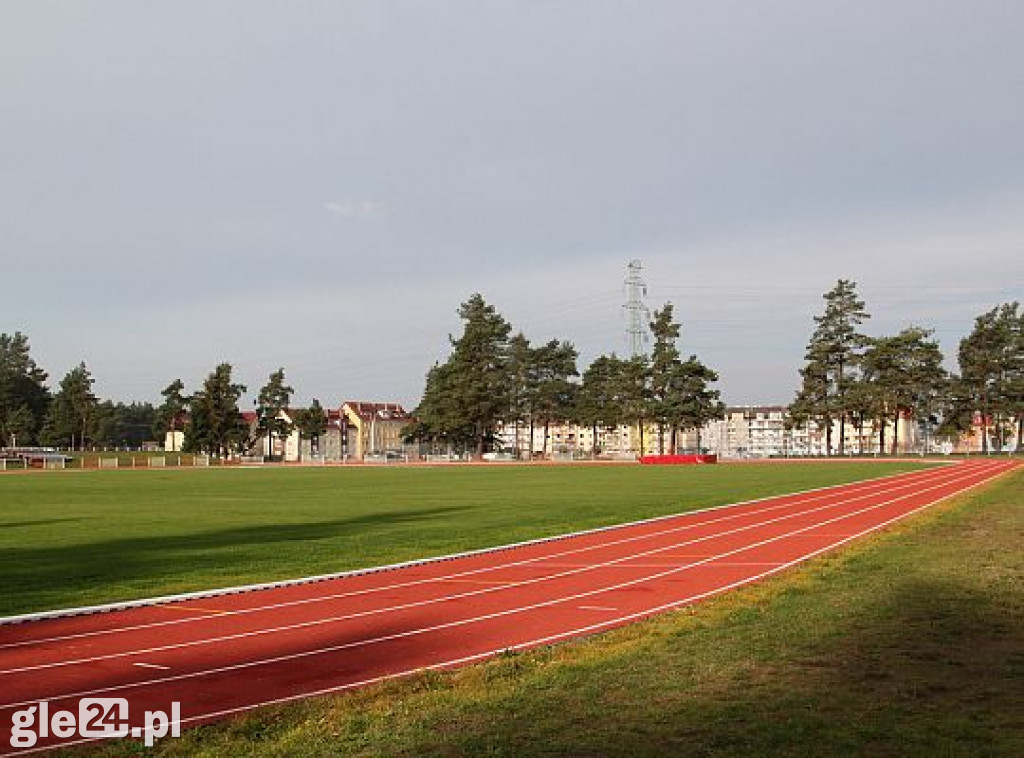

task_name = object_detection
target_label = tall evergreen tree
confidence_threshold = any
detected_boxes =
[616,355,651,455]
[0,332,51,446]
[790,356,832,455]
[506,333,534,458]
[83,400,157,450]
[2,405,35,448]
[798,279,870,455]
[956,302,1021,452]
[576,354,628,457]
[672,356,725,453]
[844,377,880,455]
[155,379,188,451]
[648,305,682,454]
[184,363,247,457]
[645,304,724,454]
[41,362,97,450]
[439,294,513,458]
[1008,304,1024,451]
[293,399,328,458]
[114,401,158,448]
[860,335,900,454]
[862,327,947,454]
[407,361,475,454]
[530,339,579,458]
[256,368,294,459]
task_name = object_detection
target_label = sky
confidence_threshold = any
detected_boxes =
[2,1,1022,409]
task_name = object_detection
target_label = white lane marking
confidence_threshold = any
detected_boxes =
[132,662,170,670]
[0,460,950,639]
[0,463,980,678]
[0,461,1010,713]
[0,464,960,651]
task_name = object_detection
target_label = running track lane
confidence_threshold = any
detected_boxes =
[0,459,1016,754]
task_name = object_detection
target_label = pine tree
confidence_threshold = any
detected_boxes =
[185,363,247,458]
[798,279,870,455]
[441,294,513,458]
[616,355,651,455]
[1009,304,1024,451]
[256,368,294,460]
[530,339,579,458]
[506,333,534,458]
[0,332,51,446]
[577,354,628,457]
[862,328,947,454]
[672,356,725,453]
[41,362,96,450]
[2,405,35,448]
[790,356,832,454]
[155,379,187,451]
[294,399,328,459]
[956,302,1021,452]
[648,305,681,454]
[408,361,480,457]
[645,304,724,454]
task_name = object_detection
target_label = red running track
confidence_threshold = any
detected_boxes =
[0,459,1016,754]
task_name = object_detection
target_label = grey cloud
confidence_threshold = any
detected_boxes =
[1,1,1022,405]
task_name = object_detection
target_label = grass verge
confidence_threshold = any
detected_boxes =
[79,465,1022,757]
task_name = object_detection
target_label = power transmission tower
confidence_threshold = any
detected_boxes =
[622,259,650,357]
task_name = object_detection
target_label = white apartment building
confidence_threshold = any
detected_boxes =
[496,405,937,461]
[496,421,658,459]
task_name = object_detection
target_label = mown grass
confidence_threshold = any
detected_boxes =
[0,462,923,616]
[80,464,1022,758]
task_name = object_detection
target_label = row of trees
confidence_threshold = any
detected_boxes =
[4,287,1018,457]
[407,294,725,457]
[0,336,329,455]
[792,280,1022,454]
[0,340,159,450]
[157,366,329,458]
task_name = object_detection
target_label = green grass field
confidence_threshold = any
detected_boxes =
[0,461,925,617]
[80,462,1022,758]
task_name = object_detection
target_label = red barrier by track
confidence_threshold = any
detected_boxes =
[639,454,717,464]
[0,459,1016,754]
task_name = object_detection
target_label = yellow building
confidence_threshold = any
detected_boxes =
[341,401,412,461]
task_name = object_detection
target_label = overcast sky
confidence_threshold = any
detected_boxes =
[2,1,1022,408]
